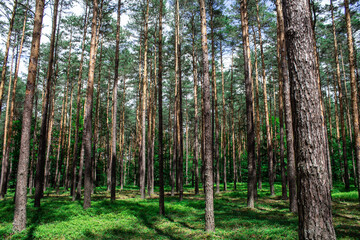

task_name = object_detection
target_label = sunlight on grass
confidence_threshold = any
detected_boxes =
[0,183,359,239]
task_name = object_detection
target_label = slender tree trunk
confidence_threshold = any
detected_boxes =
[220,40,227,192]
[43,80,56,191]
[0,45,15,198]
[92,37,103,193]
[71,5,88,198]
[0,0,17,119]
[0,2,28,198]
[331,0,349,190]
[256,0,273,196]
[276,0,296,206]
[140,0,150,199]
[210,0,220,194]
[191,14,199,195]
[110,0,121,201]
[83,0,99,209]
[344,0,360,201]
[13,0,45,232]
[34,0,59,207]
[282,1,336,238]
[158,0,164,211]
[199,0,215,231]
[252,28,262,191]
[240,0,256,208]
[175,0,184,200]
[230,49,237,190]
[275,7,286,199]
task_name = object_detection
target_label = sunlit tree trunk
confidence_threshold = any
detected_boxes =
[83,0,99,209]
[71,4,89,198]
[13,0,45,232]
[344,0,360,201]
[34,0,59,207]
[199,0,215,231]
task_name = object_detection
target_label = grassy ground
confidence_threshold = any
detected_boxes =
[0,183,359,239]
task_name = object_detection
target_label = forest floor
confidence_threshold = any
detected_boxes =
[0,183,359,239]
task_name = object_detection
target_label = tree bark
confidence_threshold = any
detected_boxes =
[210,0,220,194]
[252,27,262,192]
[13,0,45,232]
[191,13,199,195]
[282,0,336,238]
[331,0,349,190]
[71,4,89,199]
[344,0,360,202]
[0,0,17,120]
[0,45,15,198]
[83,0,99,209]
[158,0,164,214]
[199,0,215,231]
[34,0,59,207]
[240,0,256,208]
[220,40,227,192]
[140,0,150,199]
[110,0,121,201]
[276,0,296,208]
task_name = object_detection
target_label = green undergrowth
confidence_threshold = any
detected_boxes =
[0,183,359,239]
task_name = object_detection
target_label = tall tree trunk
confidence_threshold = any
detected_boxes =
[34,0,59,207]
[230,49,237,190]
[191,13,199,195]
[199,0,215,231]
[83,0,99,209]
[55,76,68,191]
[92,37,103,193]
[275,7,286,199]
[276,0,296,208]
[344,0,360,201]
[175,0,184,200]
[0,3,28,198]
[0,45,15,198]
[64,85,74,190]
[331,0,349,190]
[158,0,164,213]
[252,27,262,191]
[240,0,256,208]
[140,0,150,199]
[220,40,227,192]
[210,0,220,194]
[256,0,273,195]
[13,0,45,232]
[71,4,89,199]
[282,1,336,238]
[0,0,17,119]
[110,0,121,201]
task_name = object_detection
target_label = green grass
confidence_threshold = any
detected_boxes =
[0,183,359,239]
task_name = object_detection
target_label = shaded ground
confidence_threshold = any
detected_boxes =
[0,183,359,239]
